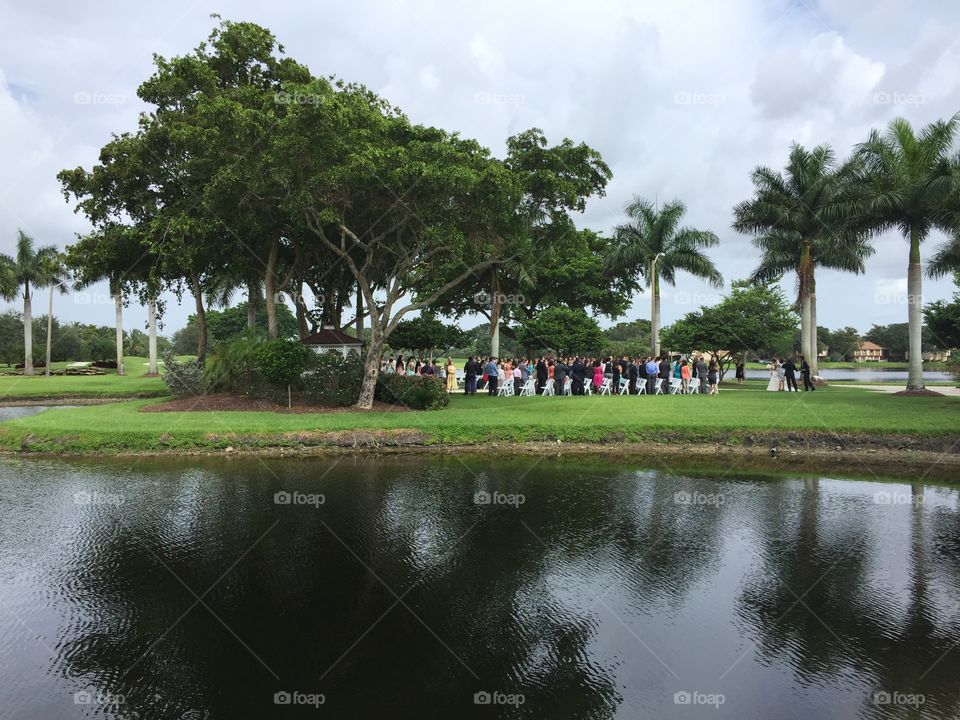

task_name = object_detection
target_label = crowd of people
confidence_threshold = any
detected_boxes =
[764,356,816,392]
[447,355,721,396]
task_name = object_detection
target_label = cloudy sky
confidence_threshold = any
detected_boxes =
[1,0,959,338]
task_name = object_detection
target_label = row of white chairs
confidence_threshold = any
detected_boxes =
[495,376,706,396]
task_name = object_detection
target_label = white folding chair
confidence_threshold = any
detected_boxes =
[598,378,612,395]
[542,379,555,396]
[518,378,536,396]
[636,378,647,395]
[618,378,629,395]
[563,377,572,396]
[652,379,664,395]
[670,378,683,395]
[686,380,699,395]
[584,379,593,396]
[497,377,513,396]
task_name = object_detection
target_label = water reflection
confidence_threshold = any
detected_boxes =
[0,456,958,718]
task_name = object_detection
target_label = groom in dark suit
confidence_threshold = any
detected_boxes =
[800,356,815,391]
[783,357,799,392]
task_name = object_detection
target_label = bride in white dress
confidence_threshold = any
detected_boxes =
[766,359,782,391]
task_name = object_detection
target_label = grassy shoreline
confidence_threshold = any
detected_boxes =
[2,385,957,460]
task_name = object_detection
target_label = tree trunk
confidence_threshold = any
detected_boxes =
[800,291,812,369]
[114,293,125,376]
[490,271,501,357]
[44,284,53,377]
[264,240,279,339]
[355,283,364,340]
[247,283,257,330]
[808,269,818,377]
[296,298,308,340]
[22,283,33,375]
[191,274,207,363]
[356,336,383,410]
[651,269,661,357]
[147,297,158,375]
[906,229,924,391]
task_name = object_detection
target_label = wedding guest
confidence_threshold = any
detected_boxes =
[708,359,719,396]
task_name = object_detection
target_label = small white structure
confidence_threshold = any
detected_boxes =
[301,325,363,358]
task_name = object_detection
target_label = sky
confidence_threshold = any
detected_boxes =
[1,0,959,338]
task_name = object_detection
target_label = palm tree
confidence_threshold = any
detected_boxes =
[733,144,873,375]
[40,253,70,377]
[849,115,959,390]
[928,234,960,280]
[608,197,723,356]
[0,231,62,375]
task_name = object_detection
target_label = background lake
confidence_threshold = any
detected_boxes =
[0,456,958,719]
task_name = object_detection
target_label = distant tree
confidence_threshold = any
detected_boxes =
[823,326,862,361]
[865,322,937,360]
[0,311,23,366]
[515,306,606,356]
[604,318,652,344]
[660,281,797,378]
[388,314,464,359]
[924,290,960,350]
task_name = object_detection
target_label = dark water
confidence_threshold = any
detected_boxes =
[1,456,959,719]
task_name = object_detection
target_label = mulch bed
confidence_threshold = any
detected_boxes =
[140,392,410,414]
[892,389,945,397]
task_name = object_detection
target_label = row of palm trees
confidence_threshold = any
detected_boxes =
[610,115,960,389]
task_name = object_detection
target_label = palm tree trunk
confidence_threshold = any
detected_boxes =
[45,284,53,377]
[490,271,501,357]
[651,269,661,357]
[22,283,33,375]
[355,283,363,340]
[114,293,125,376]
[147,297,158,375]
[907,228,924,390]
[264,239,279,339]
[800,293,812,368]
[808,269,818,377]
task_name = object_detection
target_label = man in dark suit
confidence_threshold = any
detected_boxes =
[627,356,639,394]
[659,355,671,395]
[783,357,799,392]
[463,356,478,395]
[695,356,708,394]
[535,357,548,395]
[611,356,621,391]
[800,356,815,391]
[554,358,568,395]
[571,357,585,395]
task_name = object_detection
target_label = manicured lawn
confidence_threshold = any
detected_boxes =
[1,380,957,452]
[0,356,173,399]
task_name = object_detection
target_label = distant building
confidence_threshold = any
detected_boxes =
[301,325,363,357]
[853,341,888,362]
[905,349,953,362]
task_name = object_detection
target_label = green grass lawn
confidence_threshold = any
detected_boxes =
[0,356,174,399]
[2,380,957,453]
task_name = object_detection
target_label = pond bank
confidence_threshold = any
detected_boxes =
[4,430,958,480]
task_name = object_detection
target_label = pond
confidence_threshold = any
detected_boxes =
[1,456,958,719]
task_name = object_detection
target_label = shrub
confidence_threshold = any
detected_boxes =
[91,360,118,369]
[204,333,265,394]
[303,351,364,406]
[160,349,206,397]
[375,373,449,410]
[252,339,313,387]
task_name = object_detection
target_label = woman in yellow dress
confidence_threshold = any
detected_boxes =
[445,357,457,392]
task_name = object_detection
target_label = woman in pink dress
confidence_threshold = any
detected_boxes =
[592,359,603,391]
